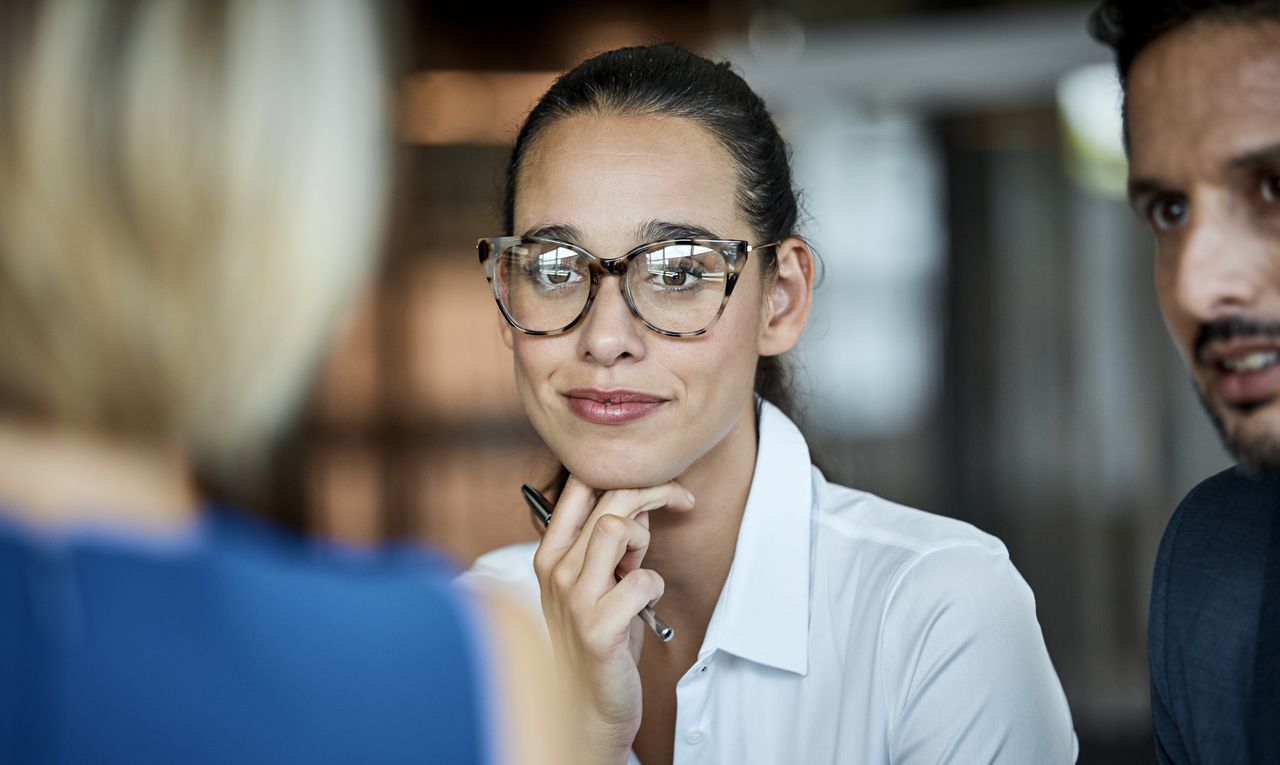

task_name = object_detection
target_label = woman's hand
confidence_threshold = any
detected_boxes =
[532,475,694,764]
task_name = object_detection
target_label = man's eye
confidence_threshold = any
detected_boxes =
[1147,195,1189,231]
[1260,173,1280,204]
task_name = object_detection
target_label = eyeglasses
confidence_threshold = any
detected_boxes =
[478,237,778,337]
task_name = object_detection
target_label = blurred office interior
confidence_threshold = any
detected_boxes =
[246,2,1233,762]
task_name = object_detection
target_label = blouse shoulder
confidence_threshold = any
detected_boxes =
[812,474,1010,585]
[807,478,1075,762]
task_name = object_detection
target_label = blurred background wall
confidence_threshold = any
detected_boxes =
[251,2,1234,762]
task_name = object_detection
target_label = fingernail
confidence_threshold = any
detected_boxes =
[685,489,696,505]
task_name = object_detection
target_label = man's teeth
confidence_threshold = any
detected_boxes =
[1223,351,1280,373]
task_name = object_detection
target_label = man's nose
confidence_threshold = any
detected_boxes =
[1172,213,1265,322]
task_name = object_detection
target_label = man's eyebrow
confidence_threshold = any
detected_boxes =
[636,220,721,242]
[1226,143,1280,173]
[1126,144,1280,209]
[521,223,583,243]
[1126,177,1173,209]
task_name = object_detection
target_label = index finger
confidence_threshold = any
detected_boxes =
[562,481,695,574]
[537,475,599,558]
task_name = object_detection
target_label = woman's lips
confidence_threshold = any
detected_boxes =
[564,388,667,425]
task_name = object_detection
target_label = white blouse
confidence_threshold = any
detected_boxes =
[462,402,1078,764]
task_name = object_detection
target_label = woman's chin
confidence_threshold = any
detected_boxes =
[560,457,684,491]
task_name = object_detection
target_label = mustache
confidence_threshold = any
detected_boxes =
[1194,316,1280,360]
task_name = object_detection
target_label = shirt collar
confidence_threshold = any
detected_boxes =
[700,399,813,675]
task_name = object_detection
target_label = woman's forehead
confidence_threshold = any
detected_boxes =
[514,112,746,241]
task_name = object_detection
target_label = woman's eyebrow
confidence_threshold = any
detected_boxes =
[521,223,583,242]
[637,220,721,242]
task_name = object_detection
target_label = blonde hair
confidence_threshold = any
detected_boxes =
[0,0,388,483]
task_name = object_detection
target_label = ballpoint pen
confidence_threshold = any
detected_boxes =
[521,483,675,643]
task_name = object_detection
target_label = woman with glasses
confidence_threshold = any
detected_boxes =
[466,44,1076,764]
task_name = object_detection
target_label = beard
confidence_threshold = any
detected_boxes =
[1191,316,1280,475]
[1195,383,1280,475]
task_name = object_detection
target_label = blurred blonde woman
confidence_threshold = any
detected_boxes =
[0,2,563,763]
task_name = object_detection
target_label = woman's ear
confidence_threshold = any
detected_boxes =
[758,236,815,357]
[499,320,514,350]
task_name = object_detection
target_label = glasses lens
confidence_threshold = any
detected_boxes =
[493,241,590,332]
[626,242,731,334]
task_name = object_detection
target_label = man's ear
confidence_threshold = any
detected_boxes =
[499,320,514,350]
[758,236,815,357]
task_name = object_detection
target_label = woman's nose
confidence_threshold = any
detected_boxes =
[576,276,646,365]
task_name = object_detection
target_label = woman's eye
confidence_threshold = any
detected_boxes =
[1147,195,1189,232]
[1260,173,1280,204]
[656,263,706,288]
[661,268,696,287]
[532,264,581,286]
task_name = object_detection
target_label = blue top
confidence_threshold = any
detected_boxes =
[1149,467,1280,764]
[0,505,491,764]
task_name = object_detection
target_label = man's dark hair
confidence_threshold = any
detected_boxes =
[1089,1,1280,88]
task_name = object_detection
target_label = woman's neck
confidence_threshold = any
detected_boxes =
[0,420,200,533]
[641,396,760,641]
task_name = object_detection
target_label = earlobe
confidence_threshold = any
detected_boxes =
[758,237,815,357]
[499,320,514,350]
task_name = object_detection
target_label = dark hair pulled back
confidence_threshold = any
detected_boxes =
[502,42,801,420]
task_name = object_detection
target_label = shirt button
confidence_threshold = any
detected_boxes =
[685,730,705,745]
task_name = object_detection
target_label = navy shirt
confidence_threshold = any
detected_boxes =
[0,506,490,764]
[1150,467,1280,764]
